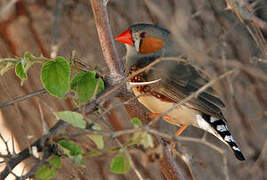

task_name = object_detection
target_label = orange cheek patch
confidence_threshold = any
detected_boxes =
[139,37,164,54]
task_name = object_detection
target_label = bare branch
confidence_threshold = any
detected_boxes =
[223,155,230,180]
[90,0,124,85]
[195,69,238,97]
[249,14,267,31]
[51,0,63,58]
[114,138,145,180]
[217,59,267,82]
[0,89,47,109]
[0,0,19,19]
[0,134,12,156]
[0,120,68,179]
[37,101,49,134]
[159,141,186,180]
[225,0,267,31]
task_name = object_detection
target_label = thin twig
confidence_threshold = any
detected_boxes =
[225,0,266,53]
[217,59,267,82]
[11,133,16,155]
[249,14,267,31]
[173,150,195,180]
[69,125,227,155]
[0,89,47,109]
[159,139,186,180]
[17,158,48,180]
[0,134,11,156]
[0,0,19,18]
[94,94,145,123]
[250,140,267,173]
[223,155,230,180]
[51,0,63,58]
[114,138,145,180]
[38,101,49,134]
[195,69,238,97]
[95,57,187,104]
[0,120,68,179]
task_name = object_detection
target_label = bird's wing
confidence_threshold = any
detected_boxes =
[144,59,225,118]
[138,59,245,160]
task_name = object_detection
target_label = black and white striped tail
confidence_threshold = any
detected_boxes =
[201,114,245,161]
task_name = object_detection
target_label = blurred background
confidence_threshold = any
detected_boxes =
[0,0,266,179]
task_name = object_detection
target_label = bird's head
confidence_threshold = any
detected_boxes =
[115,24,176,71]
[115,24,171,54]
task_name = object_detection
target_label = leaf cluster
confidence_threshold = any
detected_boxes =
[1,52,155,179]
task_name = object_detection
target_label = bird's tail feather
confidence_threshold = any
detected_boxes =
[201,114,245,161]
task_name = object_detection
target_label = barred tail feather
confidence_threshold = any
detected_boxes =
[200,114,245,161]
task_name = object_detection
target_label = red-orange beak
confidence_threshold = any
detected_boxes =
[115,29,134,46]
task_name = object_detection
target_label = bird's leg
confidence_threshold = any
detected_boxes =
[170,124,188,152]
[175,124,188,136]
[148,113,188,152]
[148,113,160,120]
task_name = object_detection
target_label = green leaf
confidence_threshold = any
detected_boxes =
[87,123,104,150]
[49,156,61,169]
[41,57,70,98]
[57,139,81,156]
[15,52,37,85]
[70,71,104,103]
[72,154,83,165]
[24,52,31,61]
[35,164,56,180]
[35,156,60,179]
[56,111,86,129]
[140,132,154,148]
[110,155,130,174]
[83,151,102,157]
[131,117,142,128]
[57,139,84,165]
[132,132,154,149]
[15,62,27,85]
[131,118,153,148]
[70,71,86,91]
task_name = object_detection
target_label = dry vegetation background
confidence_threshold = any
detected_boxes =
[0,0,266,179]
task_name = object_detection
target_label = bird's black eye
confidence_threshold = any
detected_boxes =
[140,32,146,38]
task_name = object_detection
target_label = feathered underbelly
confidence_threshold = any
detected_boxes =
[133,88,228,145]
[133,87,199,126]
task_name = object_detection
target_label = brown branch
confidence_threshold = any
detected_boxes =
[227,0,267,31]
[249,14,267,31]
[0,120,68,179]
[159,141,186,180]
[68,122,228,167]
[90,0,124,85]
[0,0,19,18]
[0,89,47,109]
[0,134,12,159]
[51,0,63,58]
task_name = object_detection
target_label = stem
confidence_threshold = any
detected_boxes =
[90,0,124,85]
